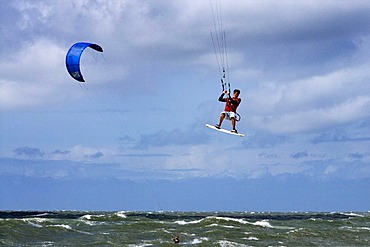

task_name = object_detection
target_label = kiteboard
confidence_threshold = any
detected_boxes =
[206,124,245,137]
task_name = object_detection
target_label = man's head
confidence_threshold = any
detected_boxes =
[233,89,240,97]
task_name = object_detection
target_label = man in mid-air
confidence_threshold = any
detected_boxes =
[215,89,241,133]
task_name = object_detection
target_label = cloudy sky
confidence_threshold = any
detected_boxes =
[1,0,370,212]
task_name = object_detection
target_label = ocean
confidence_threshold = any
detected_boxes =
[0,211,369,246]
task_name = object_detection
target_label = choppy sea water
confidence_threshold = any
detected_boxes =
[0,211,369,246]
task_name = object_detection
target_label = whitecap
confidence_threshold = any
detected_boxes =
[208,216,276,229]
[209,216,249,225]
[218,240,249,246]
[116,211,127,218]
[341,212,365,218]
[339,226,370,232]
[174,220,187,225]
[80,214,106,220]
[244,236,259,241]
[79,219,97,226]
[174,219,203,225]
[287,228,304,234]
[80,214,93,220]
[252,220,273,228]
[188,237,208,245]
[53,224,72,230]
[33,212,49,217]
[24,219,43,228]
[23,217,48,222]
[222,225,237,229]
[191,238,202,244]
[358,227,370,231]
[38,241,55,246]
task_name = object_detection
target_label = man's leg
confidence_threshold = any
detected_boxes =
[231,117,236,130]
[216,113,226,128]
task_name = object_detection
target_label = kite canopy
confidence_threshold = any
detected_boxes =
[65,42,103,82]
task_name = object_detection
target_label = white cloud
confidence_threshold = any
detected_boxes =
[246,63,370,134]
[0,39,77,109]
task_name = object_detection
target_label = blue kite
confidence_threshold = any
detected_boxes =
[65,42,103,82]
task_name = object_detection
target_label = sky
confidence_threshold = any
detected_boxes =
[1,0,370,212]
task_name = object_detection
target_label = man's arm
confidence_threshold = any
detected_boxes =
[218,90,228,102]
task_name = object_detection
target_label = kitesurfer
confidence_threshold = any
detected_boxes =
[215,89,241,133]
